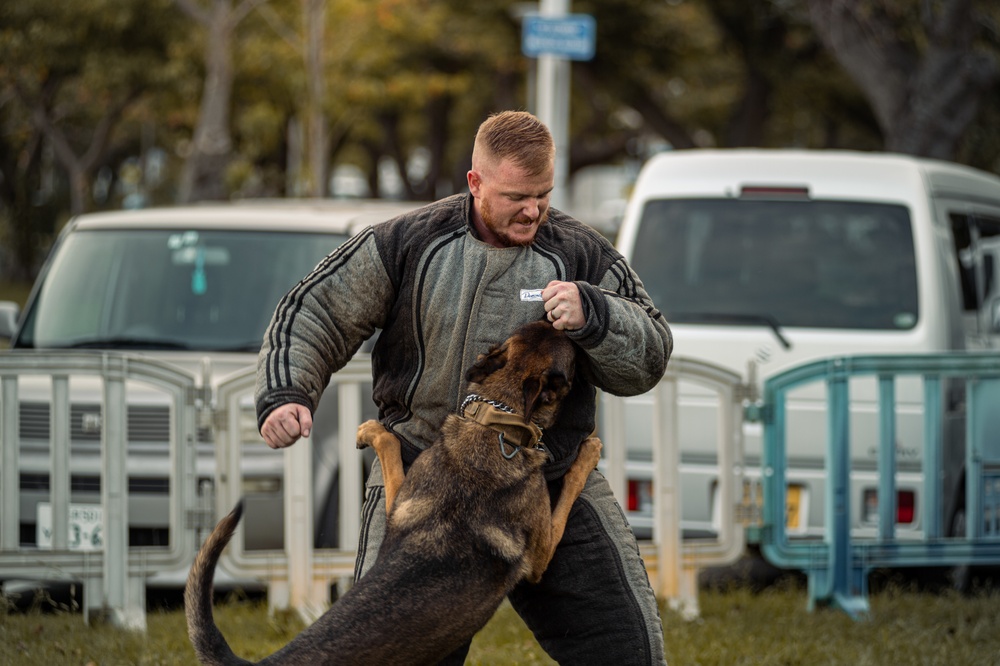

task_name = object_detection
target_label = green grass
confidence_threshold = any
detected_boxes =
[3,584,1000,665]
[664,582,1000,665]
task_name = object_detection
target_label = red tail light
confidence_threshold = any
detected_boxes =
[896,490,915,524]
[862,488,916,525]
[627,480,640,512]
[739,185,810,200]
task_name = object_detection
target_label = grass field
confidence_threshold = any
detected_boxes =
[3,582,1000,665]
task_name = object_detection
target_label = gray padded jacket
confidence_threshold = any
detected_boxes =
[255,193,671,478]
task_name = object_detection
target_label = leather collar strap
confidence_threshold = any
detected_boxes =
[460,396,544,451]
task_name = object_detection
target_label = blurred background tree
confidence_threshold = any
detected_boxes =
[0,0,184,277]
[807,0,999,159]
[1,0,998,281]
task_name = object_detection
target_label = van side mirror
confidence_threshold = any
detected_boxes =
[0,301,20,339]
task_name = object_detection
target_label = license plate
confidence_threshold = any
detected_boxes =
[726,481,808,533]
[36,502,104,551]
[785,485,805,533]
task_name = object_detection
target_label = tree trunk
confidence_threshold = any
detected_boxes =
[23,87,132,216]
[305,0,327,198]
[725,66,771,147]
[422,94,452,199]
[0,139,48,281]
[178,0,237,202]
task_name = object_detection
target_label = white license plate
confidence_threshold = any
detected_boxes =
[36,502,104,551]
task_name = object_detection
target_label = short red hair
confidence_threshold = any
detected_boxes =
[472,111,555,177]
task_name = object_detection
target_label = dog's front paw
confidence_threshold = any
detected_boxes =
[357,419,387,450]
[578,436,603,466]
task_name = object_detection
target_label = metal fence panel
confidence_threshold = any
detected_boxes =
[0,351,199,630]
[602,356,747,619]
[213,357,371,624]
[214,354,748,622]
[758,353,1000,619]
[2,349,749,629]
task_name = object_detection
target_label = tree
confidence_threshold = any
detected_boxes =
[4,0,1000,285]
[325,0,525,199]
[247,0,352,198]
[0,0,182,215]
[806,0,1000,159]
[174,0,267,202]
[0,88,58,280]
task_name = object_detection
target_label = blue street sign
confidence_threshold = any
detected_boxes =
[522,14,596,61]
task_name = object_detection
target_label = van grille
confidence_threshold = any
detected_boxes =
[19,402,49,439]
[17,474,171,494]
[17,402,209,442]
[129,405,171,441]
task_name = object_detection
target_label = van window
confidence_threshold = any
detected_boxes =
[16,228,346,351]
[631,198,918,330]
[950,212,1000,311]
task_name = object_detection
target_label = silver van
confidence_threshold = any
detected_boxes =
[0,200,421,586]
[614,149,1000,543]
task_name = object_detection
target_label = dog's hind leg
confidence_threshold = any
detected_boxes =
[546,436,603,564]
[357,420,405,515]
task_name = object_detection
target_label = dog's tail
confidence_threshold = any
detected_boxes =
[185,501,253,666]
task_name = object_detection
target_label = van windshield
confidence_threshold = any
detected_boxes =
[631,198,918,330]
[15,228,346,351]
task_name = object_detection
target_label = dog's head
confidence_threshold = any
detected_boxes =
[465,320,577,428]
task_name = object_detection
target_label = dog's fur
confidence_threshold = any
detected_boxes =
[185,320,603,665]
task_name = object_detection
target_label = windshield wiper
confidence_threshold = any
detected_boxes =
[670,312,792,350]
[58,337,194,350]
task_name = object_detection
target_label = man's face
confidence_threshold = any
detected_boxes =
[469,158,554,247]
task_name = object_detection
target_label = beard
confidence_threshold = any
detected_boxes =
[481,197,549,247]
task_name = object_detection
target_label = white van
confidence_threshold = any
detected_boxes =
[615,149,1000,544]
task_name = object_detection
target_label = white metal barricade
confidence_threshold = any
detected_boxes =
[602,356,747,619]
[0,351,199,631]
[213,357,371,624]
[214,354,748,623]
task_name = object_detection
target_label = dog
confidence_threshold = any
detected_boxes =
[185,320,603,665]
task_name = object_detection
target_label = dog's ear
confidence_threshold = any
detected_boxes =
[522,372,570,424]
[466,343,508,384]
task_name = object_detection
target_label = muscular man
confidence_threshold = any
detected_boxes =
[256,110,671,665]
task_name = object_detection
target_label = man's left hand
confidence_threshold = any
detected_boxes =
[543,281,585,331]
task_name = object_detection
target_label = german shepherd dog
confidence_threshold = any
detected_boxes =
[185,320,603,665]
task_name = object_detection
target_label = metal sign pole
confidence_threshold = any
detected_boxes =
[536,0,571,212]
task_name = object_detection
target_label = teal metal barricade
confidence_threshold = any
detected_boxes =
[756,353,1000,619]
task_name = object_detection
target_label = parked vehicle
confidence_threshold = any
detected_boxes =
[614,149,1000,543]
[0,200,422,586]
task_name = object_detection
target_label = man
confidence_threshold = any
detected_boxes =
[256,111,671,665]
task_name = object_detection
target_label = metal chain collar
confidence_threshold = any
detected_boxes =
[460,393,515,416]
